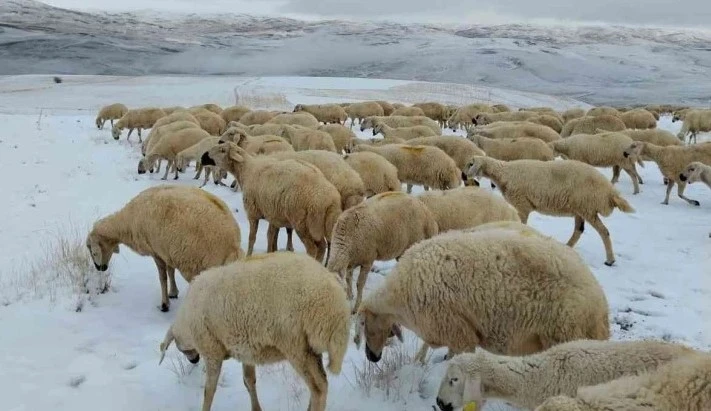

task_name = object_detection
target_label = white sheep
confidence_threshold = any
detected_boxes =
[587,106,621,117]
[173,137,222,185]
[220,105,251,124]
[391,106,427,117]
[343,151,401,196]
[560,115,626,137]
[204,143,341,260]
[318,124,356,153]
[138,128,212,180]
[142,120,201,173]
[413,102,450,127]
[294,103,348,125]
[360,115,442,135]
[192,110,227,136]
[549,132,644,194]
[327,191,439,312]
[219,127,294,156]
[355,225,610,364]
[621,129,683,147]
[189,103,222,114]
[376,100,396,116]
[677,109,711,144]
[345,101,384,128]
[619,109,657,129]
[473,111,538,126]
[467,156,635,266]
[528,113,564,133]
[86,185,243,311]
[373,123,438,140]
[351,143,462,193]
[562,108,586,123]
[623,141,711,206]
[492,104,512,112]
[142,111,200,155]
[158,252,350,411]
[111,107,167,141]
[281,125,338,152]
[268,111,321,128]
[161,106,185,115]
[446,104,493,131]
[436,339,696,411]
[469,135,555,161]
[95,103,128,129]
[404,136,486,186]
[472,122,561,142]
[535,353,711,411]
[238,110,279,125]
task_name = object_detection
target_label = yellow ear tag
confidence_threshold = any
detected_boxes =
[463,402,477,411]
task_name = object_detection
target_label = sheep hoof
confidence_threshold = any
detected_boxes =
[691,200,701,207]
[168,293,179,299]
[160,303,169,312]
[604,260,615,267]
[173,176,178,180]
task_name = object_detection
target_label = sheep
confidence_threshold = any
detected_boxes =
[190,103,222,114]
[373,123,438,140]
[535,353,711,411]
[619,108,657,129]
[87,185,243,311]
[469,135,555,162]
[437,339,696,411]
[139,128,212,180]
[293,103,348,125]
[447,104,494,131]
[318,124,356,153]
[203,143,341,260]
[562,108,586,123]
[360,115,442,135]
[621,128,683,147]
[193,110,227,136]
[492,104,511,112]
[467,156,635,266]
[111,107,166,141]
[587,106,621,117]
[220,105,251,124]
[413,102,450,127]
[345,101,384,128]
[404,136,486,186]
[267,111,321,128]
[679,162,711,236]
[281,125,337,152]
[238,110,278,126]
[392,103,405,109]
[142,120,201,173]
[173,137,222,184]
[269,150,365,210]
[355,226,610,365]
[95,103,128,129]
[161,106,185,115]
[560,115,626,137]
[220,127,294,156]
[158,252,350,411]
[348,137,406,150]
[416,186,520,233]
[245,123,289,136]
[391,106,427,117]
[624,141,711,205]
[473,111,538,126]
[471,122,561,143]
[351,143,461,193]
[677,109,711,144]
[376,100,395,116]
[521,106,556,113]
[327,191,439,312]
[343,151,401,196]
[550,132,644,194]
[142,111,200,155]
[529,114,564,133]
[672,108,693,123]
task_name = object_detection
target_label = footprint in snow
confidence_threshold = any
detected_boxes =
[68,375,86,388]
[122,361,138,370]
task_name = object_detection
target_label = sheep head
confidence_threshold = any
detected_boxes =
[466,156,491,179]
[472,113,491,126]
[360,117,374,132]
[85,230,119,272]
[111,124,121,140]
[219,127,248,144]
[372,123,383,137]
[623,141,645,159]
[436,360,485,411]
[293,104,304,113]
[680,162,705,183]
[205,142,249,171]
[158,325,200,366]
[355,308,403,363]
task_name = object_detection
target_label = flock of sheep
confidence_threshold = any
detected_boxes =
[87,99,711,411]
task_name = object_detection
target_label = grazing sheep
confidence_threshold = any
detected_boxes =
[203,143,341,260]
[413,102,450,127]
[220,127,294,156]
[111,107,167,141]
[560,115,626,137]
[587,106,621,117]
[139,128,212,180]
[416,187,520,233]
[360,115,442,135]
[492,104,511,112]
[318,124,356,153]
[373,123,438,140]
[293,103,348,124]
[239,110,278,126]
[472,122,561,143]
[193,110,227,136]
[87,185,243,311]
[467,157,635,266]
[190,103,222,114]
[220,105,251,124]
[469,135,555,161]
[327,191,439,312]
[142,111,200,155]
[376,100,396,116]
[142,120,201,174]
[161,106,185,115]
[528,114,564,133]
[345,101,385,128]
[404,135,485,185]
[550,132,644,194]
[391,106,427,117]
[173,137,222,182]
[562,108,586,123]
[355,226,610,364]
[473,111,538,126]
[447,104,494,131]
[343,152,401,196]
[623,141,711,205]
[619,109,657,129]
[281,125,337,152]
[351,143,461,193]
[535,353,711,411]
[437,339,695,411]
[95,103,128,129]
[677,109,711,144]
[158,252,350,411]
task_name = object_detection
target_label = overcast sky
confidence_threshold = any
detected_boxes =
[42,0,711,28]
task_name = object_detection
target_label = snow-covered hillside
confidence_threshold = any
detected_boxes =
[2,0,711,106]
[0,75,709,411]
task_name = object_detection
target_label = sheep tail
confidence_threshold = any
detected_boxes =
[611,193,635,213]
[326,320,349,374]
[586,312,611,340]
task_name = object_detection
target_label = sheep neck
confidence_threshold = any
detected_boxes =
[481,160,506,191]
[94,212,131,247]
[699,166,711,188]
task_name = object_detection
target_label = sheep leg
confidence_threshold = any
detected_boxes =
[517,208,531,224]
[289,351,328,411]
[315,239,327,263]
[153,257,170,312]
[266,224,278,252]
[414,342,430,364]
[194,163,203,180]
[353,262,373,314]
[173,160,180,180]
[662,179,675,204]
[622,166,641,194]
[587,214,615,266]
[298,233,319,260]
[406,184,413,193]
[247,218,259,256]
[286,228,294,252]
[200,167,210,188]
[109,119,113,127]
[611,165,621,184]
[201,358,223,411]
[242,364,262,411]
[137,128,142,143]
[126,128,133,140]
[345,267,354,300]
[167,266,179,299]
[161,160,171,180]
[566,216,585,248]
[676,181,700,206]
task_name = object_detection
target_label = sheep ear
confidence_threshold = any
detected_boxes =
[158,329,174,365]
[391,324,403,342]
[228,147,244,163]
[353,311,366,349]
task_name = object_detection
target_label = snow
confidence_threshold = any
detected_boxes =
[0,74,709,411]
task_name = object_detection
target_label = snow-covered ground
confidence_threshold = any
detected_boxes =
[0,75,709,411]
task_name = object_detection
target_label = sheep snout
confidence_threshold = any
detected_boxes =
[365,344,381,362]
[679,173,687,182]
[94,262,108,271]
[436,398,453,411]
